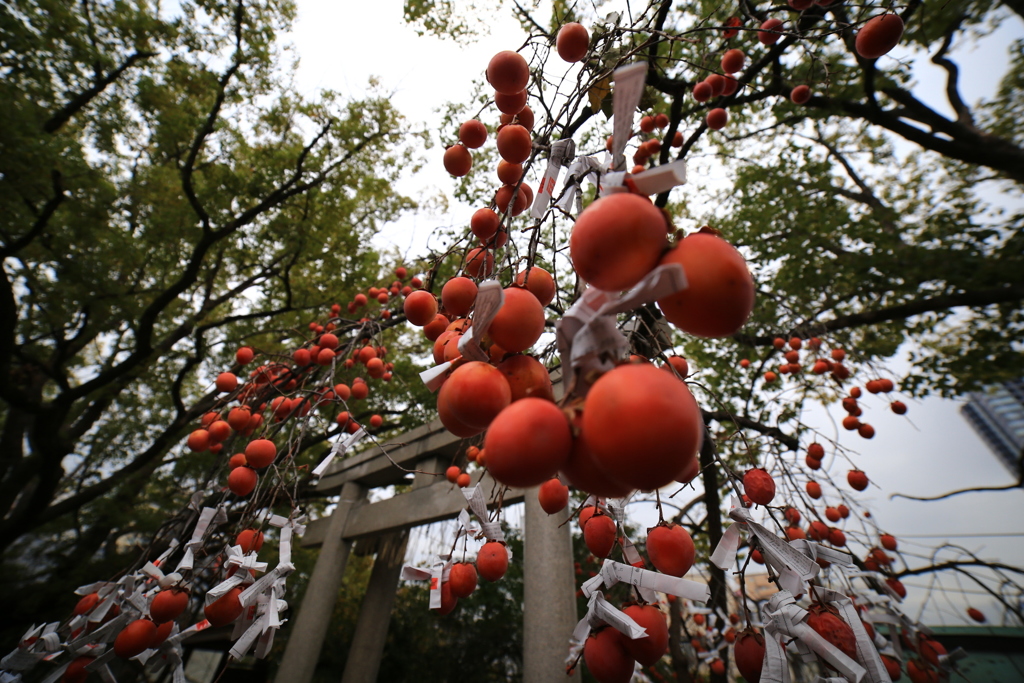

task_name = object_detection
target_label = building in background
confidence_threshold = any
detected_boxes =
[960,380,1024,476]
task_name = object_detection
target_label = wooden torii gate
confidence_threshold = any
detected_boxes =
[274,418,581,682]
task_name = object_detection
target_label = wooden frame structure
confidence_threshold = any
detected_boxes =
[274,418,580,682]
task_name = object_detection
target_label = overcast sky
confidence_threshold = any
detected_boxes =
[283,1,1024,626]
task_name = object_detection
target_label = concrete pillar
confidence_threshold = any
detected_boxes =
[340,529,409,683]
[524,492,580,682]
[276,480,366,683]
[340,456,441,683]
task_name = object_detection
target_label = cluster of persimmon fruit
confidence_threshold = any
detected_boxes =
[56,528,269,681]
[184,269,425,498]
[681,12,905,134]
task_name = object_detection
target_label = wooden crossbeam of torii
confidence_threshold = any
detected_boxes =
[275,417,580,683]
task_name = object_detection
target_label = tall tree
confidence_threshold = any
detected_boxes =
[0,0,420,576]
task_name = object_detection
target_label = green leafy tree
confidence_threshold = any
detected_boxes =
[0,0,431,636]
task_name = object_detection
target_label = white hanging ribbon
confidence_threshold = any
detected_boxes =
[555,264,687,395]
[312,427,367,478]
[456,281,505,362]
[176,504,228,572]
[581,558,710,605]
[609,63,648,172]
[628,160,688,195]
[531,139,576,218]
[400,556,453,609]
[710,497,820,596]
[761,591,870,683]
[461,485,505,543]
[419,281,506,391]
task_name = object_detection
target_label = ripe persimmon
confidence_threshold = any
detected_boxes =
[443,144,472,177]
[204,587,244,627]
[514,266,555,306]
[758,17,783,44]
[622,604,669,666]
[582,363,703,492]
[484,398,571,487]
[721,48,745,73]
[743,468,776,505]
[215,372,237,393]
[557,24,589,62]
[487,50,530,95]
[464,247,495,278]
[441,277,478,318]
[706,74,726,97]
[496,124,532,164]
[488,287,545,353]
[437,381,485,438]
[444,361,512,429]
[494,184,529,217]
[570,193,668,292]
[706,107,728,130]
[449,562,478,598]
[583,513,616,557]
[228,467,257,496]
[476,541,509,581]
[856,14,905,60]
[646,523,695,577]
[494,89,527,115]
[244,439,276,469]
[693,81,712,102]
[496,160,523,185]
[657,233,754,338]
[114,619,157,659]
[150,589,189,624]
[538,478,569,514]
[848,469,869,491]
[790,84,811,104]
[584,626,634,683]
[498,354,554,402]
[401,290,438,327]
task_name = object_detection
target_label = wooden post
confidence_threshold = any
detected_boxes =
[340,456,443,683]
[276,481,366,683]
[523,492,580,682]
[339,529,409,682]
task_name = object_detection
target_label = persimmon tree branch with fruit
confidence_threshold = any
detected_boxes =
[405,1,1024,681]
[2,0,1023,681]
[0,0,426,619]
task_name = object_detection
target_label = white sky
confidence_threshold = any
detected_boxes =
[284,1,1024,626]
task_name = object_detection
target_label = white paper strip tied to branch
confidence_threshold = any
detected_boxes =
[205,545,265,605]
[229,588,289,660]
[461,484,506,543]
[761,591,871,683]
[419,281,506,391]
[175,504,228,572]
[555,263,687,394]
[456,281,505,362]
[567,590,648,664]
[811,587,892,683]
[604,499,644,568]
[531,138,576,218]
[789,540,857,570]
[627,160,688,196]
[609,63,648,172]
[400,556,453,609]
[555,156,604,215]
[312,426,367,478]
[710,497,820,596]
[581,559,710,606]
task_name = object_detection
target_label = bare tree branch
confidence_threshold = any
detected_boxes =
[43,52,156,133]
[891,450,1024,502]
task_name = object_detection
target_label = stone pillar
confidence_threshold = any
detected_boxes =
[340,529,409,683]
[524,492,580,682]
[276,480,366,683]
[340,456,441,683]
